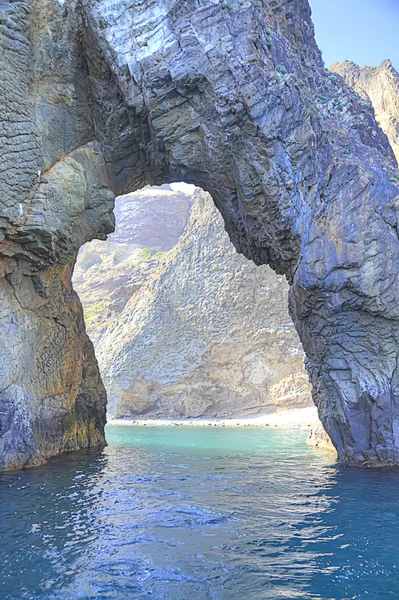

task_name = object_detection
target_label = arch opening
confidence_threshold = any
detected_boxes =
[72,184,315,425]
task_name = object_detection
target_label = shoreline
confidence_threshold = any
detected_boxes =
[106,406,318,430]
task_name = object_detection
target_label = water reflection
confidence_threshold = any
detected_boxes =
[0,427,398,599]
[309,468,399,599]
[0,451,108,598]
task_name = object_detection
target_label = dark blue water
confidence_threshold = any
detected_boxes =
[1,426,399,599]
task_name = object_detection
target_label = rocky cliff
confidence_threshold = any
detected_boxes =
[73,187,194,352]
[330,60,399,164]
[2,0,399,468]
[307,58,399,456]
[73,186,195,350]
[74,188,312,419]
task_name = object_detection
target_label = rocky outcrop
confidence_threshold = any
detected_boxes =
[73,187,195,351]
[306,419,336,454]
[310,58,399,460]
[330,60,399,164]
[111,186,194,251]
[74,188,312,419]
[0,1,114,470]
[73,241,162,346]
[0,262,107,471]
[2,0,399,468]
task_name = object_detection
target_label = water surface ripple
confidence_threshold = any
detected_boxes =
[1,426,399,599]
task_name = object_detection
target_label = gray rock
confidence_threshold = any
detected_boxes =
[330,60,399,164]
[1,0,399,468]
[112,187,194,250]
[74,188,313,419]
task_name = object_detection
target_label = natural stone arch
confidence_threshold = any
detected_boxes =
[73,186,314,422]
[1,0,399,468]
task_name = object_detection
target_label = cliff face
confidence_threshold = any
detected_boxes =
[73,187,194,352]
[307,58,399,456]
[330,60,399,165]
[2,0,399,468]
[0,262,106,470]
[74,188,312,419]
[110,187,194,251]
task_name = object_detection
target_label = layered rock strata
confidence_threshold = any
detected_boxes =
[308,58,399,457]
[330,60,399,164]
[1,0,399,468]
[73,187,195,353]
[74,188,312,419]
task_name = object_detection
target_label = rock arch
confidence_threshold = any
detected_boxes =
[1,0,399,468]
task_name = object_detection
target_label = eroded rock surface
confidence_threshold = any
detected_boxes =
[111,187,194,250]
[331,60,399,164]
[74,188,312,419]
[0,1,113,469]
[2,0,399,468]
[73,187,195,348]
[306,419,336,454]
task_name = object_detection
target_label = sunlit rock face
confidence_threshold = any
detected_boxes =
[73,187,196,353]
[74,188,312,419]
[330,60,399,165]
[1,0,399,468]
[306,419,336,454]
[110,187,194,250]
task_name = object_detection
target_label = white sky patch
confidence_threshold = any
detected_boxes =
[170,182,196,195]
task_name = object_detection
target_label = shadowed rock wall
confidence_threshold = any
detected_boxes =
[0,1,113,470]
[1,0,399,468]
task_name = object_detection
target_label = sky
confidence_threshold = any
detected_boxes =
[309,0,399,70]
[170,182,196,194]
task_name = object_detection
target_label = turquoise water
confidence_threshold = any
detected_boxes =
[1,426,399,599]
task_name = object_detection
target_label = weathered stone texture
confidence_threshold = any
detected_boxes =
[331,60,399,165]
[306,419,336,454]
[74,188,312,419]
[0,261,106,471]
[0,0,114,469]
[111,187,194,250]
[73,187,196,342]
[2,0,399,468]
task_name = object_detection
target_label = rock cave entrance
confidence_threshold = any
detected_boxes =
[73,184,313,424]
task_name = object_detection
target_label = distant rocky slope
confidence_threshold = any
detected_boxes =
[111,186,193,250]
[74,188,312,419]
[73,187,194,346]
[330,60,399,164]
